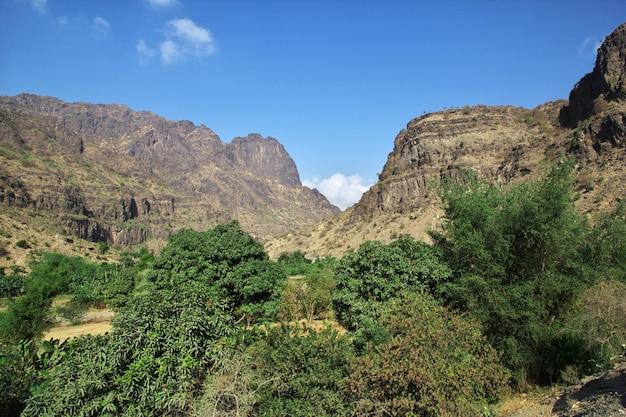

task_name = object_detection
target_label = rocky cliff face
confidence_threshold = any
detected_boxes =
[228,134,301,187]
[265,22,626,259]
[560,23,626,128]
[349,105,554,223]
[0,96,340,255]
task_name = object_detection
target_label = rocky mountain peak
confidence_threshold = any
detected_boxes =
[228,133,301,186]
[560,22,626,127]
[0,95,339,258]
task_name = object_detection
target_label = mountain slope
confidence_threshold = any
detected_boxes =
[0,95,339,266]
[265,22,626,259]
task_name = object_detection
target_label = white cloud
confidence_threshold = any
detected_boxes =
[28,0,47,14]
[137,18,217,65]
[137,39,157,64]
[159,18,217,63]
[145,0,178,9]
[593,39,603,53]
[303,173,374,211]
[577,36,603,58]
[160,39,182,64]
[91,17,111,36]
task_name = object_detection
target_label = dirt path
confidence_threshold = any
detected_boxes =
[43,309,114,342]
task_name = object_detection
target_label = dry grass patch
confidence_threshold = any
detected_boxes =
[44,308,114,342]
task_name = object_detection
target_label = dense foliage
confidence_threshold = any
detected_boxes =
[0,339,63,417]
[11,221,287,417]
[22,286,237,416]
[0,267,27,298]
[332,235,451,331]
[432,163,626,384]
[2,167,626,415]
[248,324,354,416]
[0,252,141,345]
[349,292,509,416]
[279,255,337,322]
[149,222,286,325]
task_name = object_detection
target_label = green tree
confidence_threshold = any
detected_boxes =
[0,276,58,344]
[277,251,313,276]
[21,222,284,416]
[223,258,286,325]
[332,235,451,331]
[150,221,286,324]
[586,203,626,280]
[432,163,597,383]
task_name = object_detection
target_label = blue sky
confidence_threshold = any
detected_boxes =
[1,0,624,210]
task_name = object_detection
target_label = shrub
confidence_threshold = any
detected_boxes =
[248,324,354,416]
[22,283,239,417]
[280,271,335,322]
[0,269,26,297]
[349,292,510,416]
[15,240,30,249]
[332,235,450,331]
[0,339,64,417]
[277,251,312,276]
[567,279,626,360]
[97,242,109,255]
[54,302,87,325]
[151,222,286,325]
[432,163,596,383]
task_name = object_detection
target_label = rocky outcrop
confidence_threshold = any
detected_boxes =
[560,23,626,128]
[349,105,552,222]
[351,21,626,229]
[228,134,301,186]
[0,170,32,208]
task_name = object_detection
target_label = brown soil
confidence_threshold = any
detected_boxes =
[43,308,114,343]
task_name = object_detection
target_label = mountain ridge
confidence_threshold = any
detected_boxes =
[0,95,340,267]
[265,22,626,259]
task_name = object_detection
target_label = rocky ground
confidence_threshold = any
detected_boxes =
[501,360,626,417]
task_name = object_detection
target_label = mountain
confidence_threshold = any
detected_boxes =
[265,22,626,259]
[0,95,340,266]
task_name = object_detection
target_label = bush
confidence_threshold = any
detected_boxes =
[97,242,109,255]
[279,270,335,322]
[248,324,354,416]
[15,240,30,249]
[277,251,312,276]
[332,235,450,331]
[349,292,510,416]
[0,339,64,417]
[54,302,87,325]
[0,269,26,298]
[22,283,239,417]
[567,279,626,360]
[150,222,286,325]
